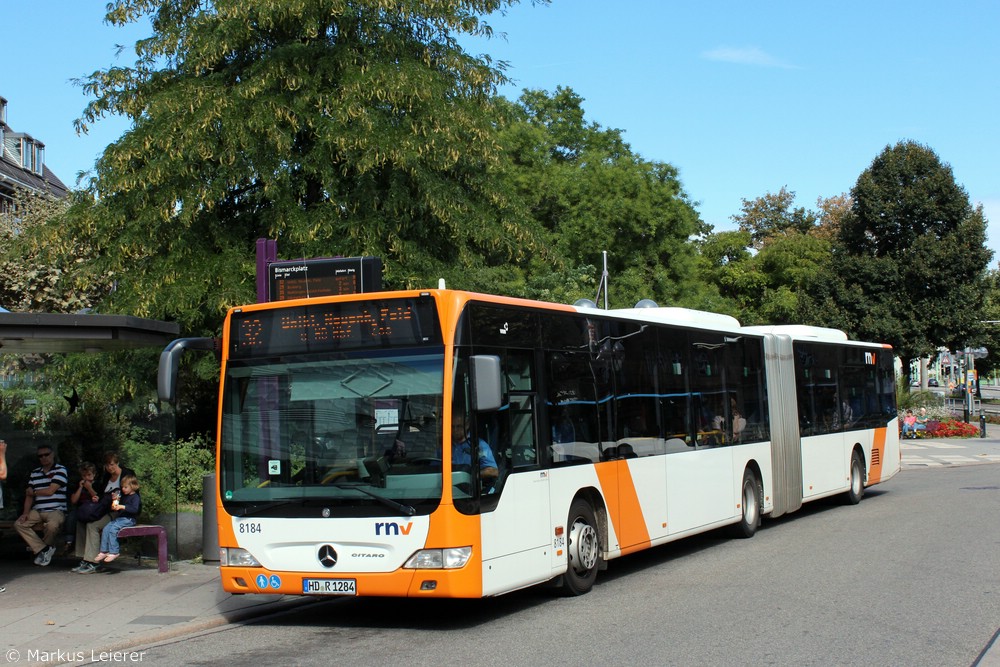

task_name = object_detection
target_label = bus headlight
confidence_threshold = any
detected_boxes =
[404,546,472,569]
[220,547,261,567]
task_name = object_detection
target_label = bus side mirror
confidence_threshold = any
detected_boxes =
[470,355,502,412]
[157,337,218,403]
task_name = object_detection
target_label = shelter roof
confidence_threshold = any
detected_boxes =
[0,312,179,354]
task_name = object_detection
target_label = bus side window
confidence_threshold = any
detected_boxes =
[509,395,537,467]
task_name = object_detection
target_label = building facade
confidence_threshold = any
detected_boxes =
[0,95,69,211]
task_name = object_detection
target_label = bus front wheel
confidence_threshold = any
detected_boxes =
[845,451,865,505]
[563,499,601,596]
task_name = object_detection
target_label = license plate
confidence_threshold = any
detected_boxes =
[303,578,357,595]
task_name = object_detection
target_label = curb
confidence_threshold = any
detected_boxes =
[38,595,319,667]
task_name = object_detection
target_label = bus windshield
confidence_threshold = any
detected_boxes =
[218,349,446,517]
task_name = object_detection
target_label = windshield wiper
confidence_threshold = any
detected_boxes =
[333,482,416,516]
[235,499,304,517]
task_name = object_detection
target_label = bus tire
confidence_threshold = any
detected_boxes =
[562,499,601,596]
[732,468,762,538]
[845,450,865,505]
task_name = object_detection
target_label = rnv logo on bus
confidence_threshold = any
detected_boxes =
[375,521,413,536]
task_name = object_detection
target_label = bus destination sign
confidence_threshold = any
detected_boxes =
[268,257,383,302]
[230,297,440,358]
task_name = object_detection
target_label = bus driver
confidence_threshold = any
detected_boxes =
[451,414,499,485]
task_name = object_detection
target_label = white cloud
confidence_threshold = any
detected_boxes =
[701,46,800,69]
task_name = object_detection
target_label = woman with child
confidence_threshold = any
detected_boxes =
[70,451,136,574]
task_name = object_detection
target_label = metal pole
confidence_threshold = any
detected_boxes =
[966,348,975,423]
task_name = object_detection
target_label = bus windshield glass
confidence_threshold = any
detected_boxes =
[218,349,446,518]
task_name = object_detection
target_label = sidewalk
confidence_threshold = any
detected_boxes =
[0,545,314,666]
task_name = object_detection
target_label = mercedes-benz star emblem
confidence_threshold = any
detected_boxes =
[318,545,338,568]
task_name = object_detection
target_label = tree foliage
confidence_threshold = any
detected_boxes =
[499,87,705,308]
[830,141,992,366]
[701,189,832,325]
[65,0,542,333]
[0,189,96,314]
[733,186,817,250]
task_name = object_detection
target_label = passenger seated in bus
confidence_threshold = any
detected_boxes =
[383,432,407,463]
[616,443,637,459]
[451,415,499,487]
[552,415,575,444]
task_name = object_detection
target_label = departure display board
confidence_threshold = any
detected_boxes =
[230,297,441,359]
[268,257,383,302]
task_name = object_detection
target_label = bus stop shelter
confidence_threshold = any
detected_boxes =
[0,312,178,354]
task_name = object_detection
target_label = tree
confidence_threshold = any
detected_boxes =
[499,87,705,309]
[63,0,544,333]
[831,141,992,370]
[813,193,851,244]
[0,188,95,314]
[732,186,817,250]
[703,190,831,325]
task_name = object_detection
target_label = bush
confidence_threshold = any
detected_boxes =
[120,433,215,521]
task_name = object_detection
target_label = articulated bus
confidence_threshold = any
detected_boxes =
[162,289,899,598]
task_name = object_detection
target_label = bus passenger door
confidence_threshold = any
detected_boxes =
[480,386,552,594]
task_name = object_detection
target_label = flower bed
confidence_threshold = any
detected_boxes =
[923,418,979,438]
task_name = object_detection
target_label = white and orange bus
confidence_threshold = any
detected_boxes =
[159,289,899,597]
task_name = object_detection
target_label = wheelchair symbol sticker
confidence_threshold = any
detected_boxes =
[269,575,281,589]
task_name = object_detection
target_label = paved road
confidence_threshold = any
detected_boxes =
[120,462,1000,667]
[901,437,1000,468]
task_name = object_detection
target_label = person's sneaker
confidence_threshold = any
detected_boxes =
[70,560,88,573]
[37,545,56,567]
[104,553,119,563]
[75,562,97,574]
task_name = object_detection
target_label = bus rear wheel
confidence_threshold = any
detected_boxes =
[845,451,865,505]
[563,499,601,596]
[732,468,762,538]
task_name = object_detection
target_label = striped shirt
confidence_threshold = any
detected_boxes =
[28,464,68,513]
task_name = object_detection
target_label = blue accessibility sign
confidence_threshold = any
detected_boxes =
[256,574,269,589]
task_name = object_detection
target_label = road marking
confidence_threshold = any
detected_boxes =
[901,441,964,449]
[902,453,1000,467]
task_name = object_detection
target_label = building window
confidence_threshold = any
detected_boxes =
[21,137,32,170]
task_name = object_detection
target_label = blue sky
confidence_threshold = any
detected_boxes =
[4,1,998,259]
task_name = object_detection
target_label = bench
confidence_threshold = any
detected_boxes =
[118,524,169,573]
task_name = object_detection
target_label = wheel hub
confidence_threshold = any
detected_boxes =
[568,519,599,573]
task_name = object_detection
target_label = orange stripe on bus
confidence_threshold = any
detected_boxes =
[595,461,651,556]
[869,427,886,484]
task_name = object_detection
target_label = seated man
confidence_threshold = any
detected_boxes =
[15,445,69,567]
[914,407,929,434]
[451,415,498,488]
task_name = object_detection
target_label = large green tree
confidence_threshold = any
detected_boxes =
[700,189,833,325]
[499,87,706,308]
[827,141,992,367]
[64,0,542,333]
